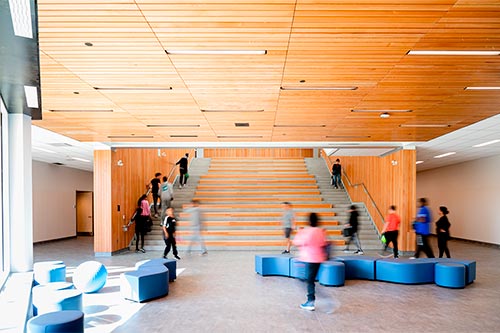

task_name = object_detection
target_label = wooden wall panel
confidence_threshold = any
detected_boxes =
[323,149,416,252]
[204,148,313,158]
[94,150,112,254]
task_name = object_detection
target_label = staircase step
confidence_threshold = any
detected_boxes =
[199,179,317,184]
[183,203,331,210]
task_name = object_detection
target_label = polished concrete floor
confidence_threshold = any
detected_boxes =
[34,237,500,333]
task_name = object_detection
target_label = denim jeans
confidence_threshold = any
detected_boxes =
[332,174,341,188]
[305,262,321,302]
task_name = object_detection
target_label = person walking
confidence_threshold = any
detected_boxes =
[162,207,180,260]
[412,198,435,258]
[331,159,342,189]
[380,205,401,258]
[293,212,328,311]
[135,194,150,253]
[186,199,207,255]
[344,205,363,255]
[281,202,295,254]
[159,176,173,223]
[436,206,451,258]
[176,153,189,188]
[150,172,162,217]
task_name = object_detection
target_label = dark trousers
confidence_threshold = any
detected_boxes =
[135,219,146,250]
[415,234,435,258]
[152,192,159,214]
[384,230,399,257]
[437,233,451,258]
[163,235,178,257]
[305,262,321,302]
[179,172,187,186]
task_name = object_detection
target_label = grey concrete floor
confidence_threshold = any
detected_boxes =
[34,237,500,333]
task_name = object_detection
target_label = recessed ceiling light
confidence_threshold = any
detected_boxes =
[94,87,172,91]
[274,124,326,128]
[84,42,93,47]
[33,147,56,154]
[48,109,113,112]
[379,112,390,119]
[165,50,267,55]
[416,160,424,165]
[24,85,38,108]
[434,152,456,159]
[400,124,450,128]
[9,0,33,38]
[280,86,358,91]
[408,50,500,56]
[465,87,500,90]
[201,109,264,112]
[352,109,412,113]
[69,157,91,163]
[472,139,500,148]
[147,124,200,128]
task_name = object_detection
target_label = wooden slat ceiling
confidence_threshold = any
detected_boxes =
[34,0,500,143]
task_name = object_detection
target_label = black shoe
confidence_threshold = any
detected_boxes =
[174,255,181,260]
[140,248,146,253]
[281,250,289,254]
[163,255,167,259]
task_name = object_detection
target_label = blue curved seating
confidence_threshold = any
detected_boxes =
[332,256,377,280]
[33,261,66,285]
[317,261,345,287]
[27,310,84,333]
[32,282,75,315]
[376,259,435,284]
[412,258,476,284]
[290,258,305,279]
[136,258,177,282]
[435,263,466,288]
[121,265,169,302]
[255,255,291,276]
[32,288,83,315]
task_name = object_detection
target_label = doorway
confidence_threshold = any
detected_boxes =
[76,191,93,236]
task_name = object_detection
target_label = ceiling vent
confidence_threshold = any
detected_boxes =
[235,122,250,127]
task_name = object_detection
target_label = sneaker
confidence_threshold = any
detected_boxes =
[200,251,208,256]
[135,249,140,253]
[300,301,315,311]
[281,250,289,254]
[354,250,364,255]
[174,255,181,260]
[163,255,167,259]
[140,248,146,253]
[343,248,350,253]
[409,256,416,260]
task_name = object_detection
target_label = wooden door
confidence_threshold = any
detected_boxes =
[76,191,93,235]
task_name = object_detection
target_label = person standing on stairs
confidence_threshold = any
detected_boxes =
[331,159,342,189]
[159,176,173,224]
[135,194,150,253]
[344,205,363,255]
[162,207,181,260]
[150,172,162,217]
[281,202,296,254]
[176,153,189,189]
[186,199,207,255]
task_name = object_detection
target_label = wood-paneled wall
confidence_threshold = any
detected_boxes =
[94,148,194,254]
[323,150,416,252]
[204,148,313,159]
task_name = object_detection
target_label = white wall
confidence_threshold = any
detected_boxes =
[32,161,93,242]
[417,154,500,245]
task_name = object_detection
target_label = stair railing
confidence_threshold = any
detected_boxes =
[321,150,385,233]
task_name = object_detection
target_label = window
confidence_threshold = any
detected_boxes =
[0,96,7,286]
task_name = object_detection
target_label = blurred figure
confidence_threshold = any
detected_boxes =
[344,205,363,255]
[186,199,207,255]
[412,198,435,258]
[176,153,189,188]
[436,206,451,258]
[281,202,296,254]
[331,159,342,189]
[150,172,162,217]
[162,207,180,260]
[159,176,174,223]
[293,213,328,311]
[135,194,150,253]
[380,205,400,258]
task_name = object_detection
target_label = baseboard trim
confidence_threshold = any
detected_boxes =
[450,236,500,249]
[33,235,77,245]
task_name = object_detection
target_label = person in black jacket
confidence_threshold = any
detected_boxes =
[344,205,363,255]
[162,207,180,260]
[176,153,189,188]
[331,159,342,189]
[436,206,451,258]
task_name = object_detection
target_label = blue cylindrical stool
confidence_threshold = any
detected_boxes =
[33,261,66,285]
[28,310,84,333]
[317,261,345,286]
[32,282,74,315]
[435,263,466,289]
[32,288,83,315]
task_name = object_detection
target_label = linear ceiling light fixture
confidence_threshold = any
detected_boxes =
[274,124,326,128]
[9,0,33,38]
[33,146,56,154]
[201,109,264,112]
[147,124,200,128]
[434,152,456,159]
[94,87,172,91]
[352,109,412,113]
[473,139,500,148]
[280,86,358,91]
[235,123,250,127]
[48,109,113,112]
[24,85,38,108]
[416,161,424,165]
[166,50,267,55]
[399,124,450,128]
[408,50,500,56]
[170,135,198,138]
[107,135,154,139]
[217,135,263,139]
[465,87,500,90]
[325,135,371,138]
[69,157,91,163]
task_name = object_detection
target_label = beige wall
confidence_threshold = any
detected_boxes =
[417,154,500,245]
[32,160,93,242]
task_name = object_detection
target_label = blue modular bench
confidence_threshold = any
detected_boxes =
[136,258,177,282]
[317,261,345,287]
[120,265,169,302]
[376,259,436,284]
[255,255,291,276]
[435,263,466,289]
[32,287,83,316]
[331,256,377,280]
[27,310,84,333]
